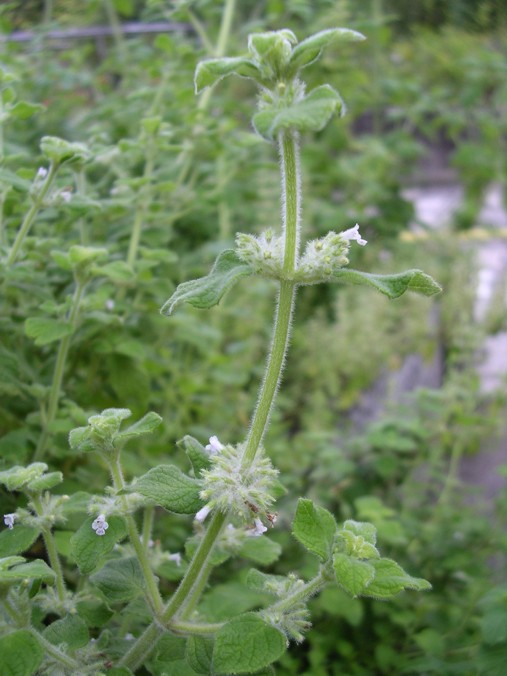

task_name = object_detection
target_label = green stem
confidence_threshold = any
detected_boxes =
[117,623,165,672]
[268,573,326,615]
[33,280,86,462]
[120,119,303,675]
[0,91,4,162]
[126,137,155,268]
[178,559,213,620]
[169,619,224,636]
[118,512,226,670]
[30,494,66,602]
[104,0,126,60]
[142,505,155,552]
[109,454,164,615]
[439,441,464,505]
[29,627,79,670]
[7,162,59,265]
[2,596,24,626]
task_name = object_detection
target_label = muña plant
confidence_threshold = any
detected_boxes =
[0,27,441,675]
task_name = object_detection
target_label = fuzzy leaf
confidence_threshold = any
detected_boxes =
[70,516,127,575]
[253,85,343,141]
[0,557,56,585]
[116,411,163,443]
[186,636,214,674]
[26,471,63,492]
[292,498,337,561]
[9,100,45,120]
[25,317,73,346]
[0,526,40,557]
[161,250,253,315]
[0,630,44,676]
[361,558,432,599]
[195,57,261,93]
[0,463,48,491]
[213,613,287,674]
[177,435,212,477]
[91,557,148,602]
[127,465,204,514]
[333,553,375,597]
[0,167,31,192]
[289,28,366,71]
[331,268,442,299]
[43,614,89,649]
[239,535,282,565]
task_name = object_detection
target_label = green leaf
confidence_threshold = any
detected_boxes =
[26,471,63,492]
[331,268,442,299]
[186,636,214,674]
[40,136,91,165]
[482,608,507,645]
[127,464,204,514]
[25,317,73,346]
[160,250,253,315]
[239,535,282,565]
[195,57,261,93]
[0,526,40,557]
[8,100,45,120]
[0,630,44,676]
[253,85,344,141]
[43,614,89,649]
[292,498,337,561]
[343,519,377,544]
[0,557,56,585]
[91,557,148,603]
[289,28,366,72]
[0,463,48,491]
[116,411,163,443]
[333,553,375,597]
[213,613,287,674]
[177,435,212,477]
[95,260,135,283]
[76,597,114,628]
[361,558,432,599]
[0,167,31,192]
[70,516,127,575]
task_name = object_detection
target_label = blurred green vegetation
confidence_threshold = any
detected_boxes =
[1,1,507,673]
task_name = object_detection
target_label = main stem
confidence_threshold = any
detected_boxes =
[30,494,66,602]
[119,129,302,670]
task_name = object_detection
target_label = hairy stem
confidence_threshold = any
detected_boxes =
[30,627,80,669]
[33,280,86,462]
[30,494,66,602]
[109,454,164,615]
[7,162,58,265]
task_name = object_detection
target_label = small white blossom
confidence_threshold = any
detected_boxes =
[195,505,211,523]
[91,514,109,536]
[3,513,18,530]
[205,435,224,455]
[340,223,367,246]
[36,167,48,179]
[168,552,182,566]
[105,299,115,311]
[246,518,268,537]
[125,633,135,641]
[60,190,72,203]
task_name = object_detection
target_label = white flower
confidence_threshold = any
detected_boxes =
[246,518,268,537]
[36,167,48,179]
[3,513,18,530]
[205,435,224,455]
[125,633,135,641]
[91,514,109,536]
[60,190,72,203]
[194,505,212,523]
[105,299,115,311]
[168,552,182,566]
[340,223,367,246]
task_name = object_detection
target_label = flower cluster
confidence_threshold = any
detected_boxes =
[3,513,18,530]
[196,437,279,529]
[296,224,367,284]
[236,229,285,278]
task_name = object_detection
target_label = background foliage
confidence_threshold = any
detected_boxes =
[1,1,507,674]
